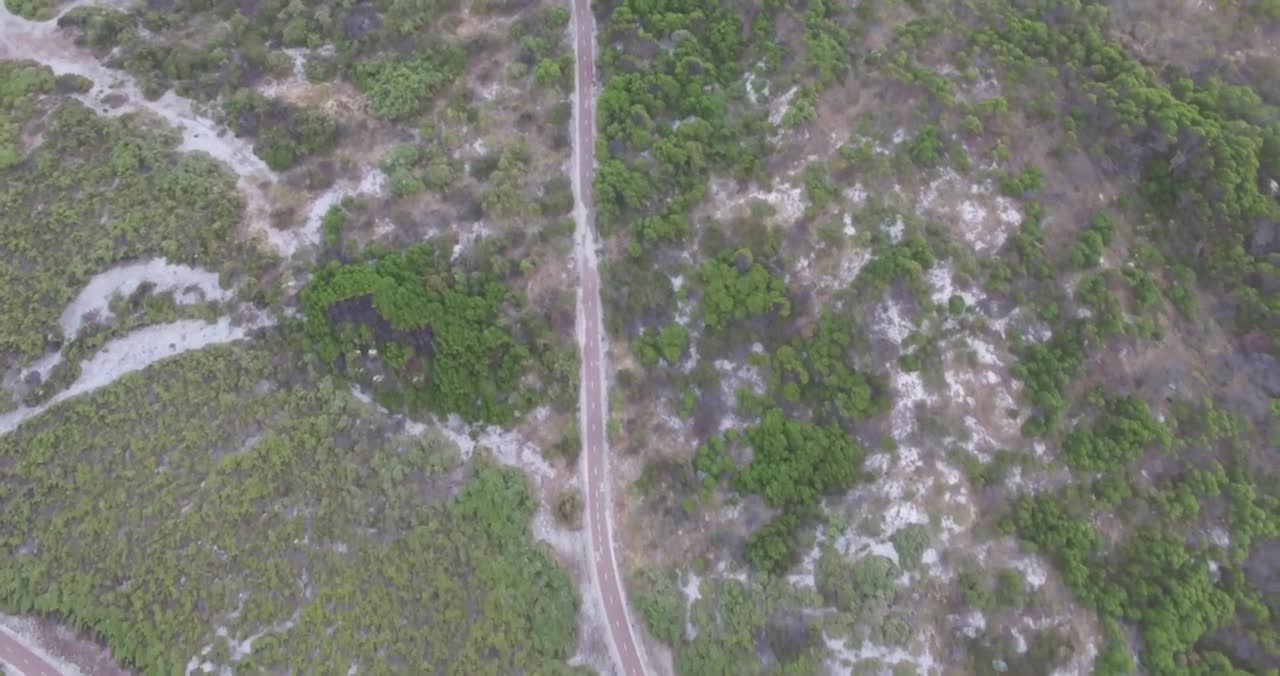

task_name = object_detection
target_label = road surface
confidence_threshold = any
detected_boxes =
[0,627,64,676]
[569,0,649,674]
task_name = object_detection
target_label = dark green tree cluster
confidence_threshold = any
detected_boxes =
[630,568,686,645]
[352,48,465,121]
[815,548,899,616]
[300,243,529,424]
[697,250,791,330]
[381,142,460,198]
[595,0,769,240]
[1007,435,1277,675]
[735,409,864,509]
[1108,530,1235,675]
[635,323,690,367]
[56,0,470,121]
[796,0,858,88]
[855,233,937,295]
[974,0,1280,344]
[1062,396,1171,472]
[223,90,337,170]
[1010,322,1086,436]
[677,577,822,674]
[1072,212,1117,269]
[508,5,574,91]
[0,60,54,169]
[763,315,887,426]
[998,164,1044,197]
[695,409,866,572]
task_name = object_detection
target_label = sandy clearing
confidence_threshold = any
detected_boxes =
[0,312,273,437]
[286,168,387,258]
[59,258,230,338]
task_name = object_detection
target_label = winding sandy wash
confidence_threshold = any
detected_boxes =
[0,313,273,437]
[0,5,287,254]
[59,258,231,339]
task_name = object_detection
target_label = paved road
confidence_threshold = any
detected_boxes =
[569,0,648,675]
[0,628,63,676]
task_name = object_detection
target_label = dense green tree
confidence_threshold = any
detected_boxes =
[300,244,529,423]
[697,251,791,330]
[735,409,864,510]
[1063,396,1172,472]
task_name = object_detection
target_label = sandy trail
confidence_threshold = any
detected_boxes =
[0,5,290,255]
[59,258,231,338]
[0,312,273,437]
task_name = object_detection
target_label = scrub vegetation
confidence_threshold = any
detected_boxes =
[2,0,1279,672]
[0,61,267,373]
[0,336,582,675]
[599,0,1280,673]
[1,0,585,670]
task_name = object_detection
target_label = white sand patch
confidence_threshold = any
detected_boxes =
[995,196,1022,226]
[959,199,988,226]
[1010,626,1029,654]
[911,168,1022,255]
[890,371,930,440]
[681,573,702,640]
[967,335,1001,367]
[1009,554,1049,589]
[711,559,749,584]
[754,182,805,226]
[819,248,872,290]
[824,631,937,676]
[449,221,491,261]
[832,530,901,567]
[926,263,981,309]
[1055,632,1098,676]
[882,501,929,535]
[885,214,905,243]
[876,300,915,345]
[60,258,230,338]
[917,168,961,214]
[478,80,503,101]
[959,610,987,639]
[769,86,798,126]
[258,47,312,97]
[187,607,301,672]
[743,68,768,105]
[434,413,556,480]
[290,168,387,257]
[708,176,806,224]
[3,350,63,394]
[713,358,766,432]
[0,312,273,437]
[843,183,868,209]
[787,538,821,591]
